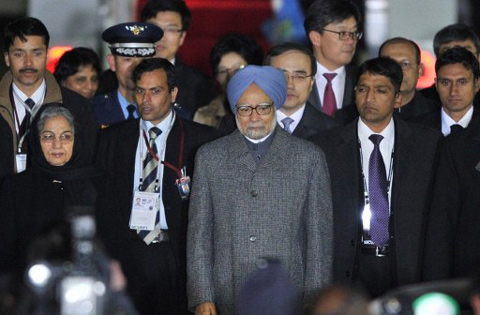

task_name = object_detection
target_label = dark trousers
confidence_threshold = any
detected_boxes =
[354,252,392,298]
[125,241,186,315]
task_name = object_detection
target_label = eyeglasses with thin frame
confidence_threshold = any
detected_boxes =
[216,64,246,78]
[40,132,74,144]
[161,27,184,36]
[283,72,314,83]
[236,103,274,116]
[322,29,363,41]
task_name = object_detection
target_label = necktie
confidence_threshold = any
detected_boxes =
[323,73,337,117]
[281,117,294,134]
[19,98,35,139]
[368,134,389,246]
[450,124,464,134]
[138,127,162,244]
[127,104,137,120]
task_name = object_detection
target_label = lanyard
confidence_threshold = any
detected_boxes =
[138,112,186,182]
[142,119,185,178]
[358,139,394,205]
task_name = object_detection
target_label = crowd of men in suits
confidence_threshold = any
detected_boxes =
[1,0,480,313]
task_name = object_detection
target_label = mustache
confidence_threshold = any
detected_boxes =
[19,68,38,73]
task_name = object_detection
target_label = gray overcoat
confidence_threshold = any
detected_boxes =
[187,127,333,314]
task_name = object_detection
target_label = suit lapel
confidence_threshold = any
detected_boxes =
[308,82,322,112]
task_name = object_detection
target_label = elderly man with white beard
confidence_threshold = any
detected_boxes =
[187,65,333,315]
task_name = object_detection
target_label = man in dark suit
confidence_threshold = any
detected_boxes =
[312,57,442,298]
[379,37,439,121]
[304,0,362,124]
[0,17,96,179]
[413,47,480,136]
[95,58,215,315]
[423,110,480,282]
[420,24,480,103]
[264,42,340,139]
[92,22,163,127]
[141,0,216,119]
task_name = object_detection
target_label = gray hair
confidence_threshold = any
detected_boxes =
[37,104,75,134]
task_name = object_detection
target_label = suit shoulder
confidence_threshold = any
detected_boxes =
[402,119,442,140]
[99,119,137,138]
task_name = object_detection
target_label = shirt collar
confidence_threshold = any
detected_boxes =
[12,79,46,105]
[141,109,174,139]
[358,117,395,142]
[441,105,474,135]
[315,62,345,80]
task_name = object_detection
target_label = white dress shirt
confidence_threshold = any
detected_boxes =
[315,62,346,109]
[133,110,175,229]
[12,80,46,133]
[276,104,306,133]
[441,105,473,136]
[358,118,395,205]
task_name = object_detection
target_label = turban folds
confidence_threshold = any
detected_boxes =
[227,65,287,114]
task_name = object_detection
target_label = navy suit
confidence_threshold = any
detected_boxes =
[92,90,125,127]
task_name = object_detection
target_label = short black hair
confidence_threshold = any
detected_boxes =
[141,0,192,31]
[433,24,480,58]
[379,37,421,65]
[209,33,264,74]
[3,17,50,52]
[133,57,176,92]
[304,0,361,36]
[435,47,480,79]
[356,57,403,94]
[54,47,101,83]
[264,42,317,76]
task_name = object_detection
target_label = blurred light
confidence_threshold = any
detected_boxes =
[46,46,73,73]
[28,263,52,288]
[418,50,436,89]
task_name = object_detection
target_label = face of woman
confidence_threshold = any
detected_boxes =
[40,115,74,166]
[216,52,248,91]
[63,64,99,99]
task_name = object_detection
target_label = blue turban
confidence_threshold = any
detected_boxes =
[227,65,287,114]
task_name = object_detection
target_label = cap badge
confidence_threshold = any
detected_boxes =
[125,25,145,36]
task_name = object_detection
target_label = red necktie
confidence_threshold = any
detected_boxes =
[323,73,337,117]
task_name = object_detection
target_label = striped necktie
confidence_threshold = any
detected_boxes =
[138,127,163,244]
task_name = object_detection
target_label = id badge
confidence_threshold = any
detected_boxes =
[129,191,158,231]
[15,153,27,173]
[175,166,191,200]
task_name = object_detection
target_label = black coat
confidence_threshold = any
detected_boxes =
[0,72,97,180]
[423,116,480,280]
[94,116,216,314]
[311,118,442,294]
[393,92,439,122]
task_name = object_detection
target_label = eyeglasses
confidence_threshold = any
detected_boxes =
[236,103,273,116]
[322,29,363,41]
[283,72,313,83]
[40,132,74,144]
[161,27,184,36]
[216,64,246,78]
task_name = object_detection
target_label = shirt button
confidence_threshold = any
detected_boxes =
[251,190,258,197]
[249,235,257,242]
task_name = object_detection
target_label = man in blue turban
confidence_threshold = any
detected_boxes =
[187,65,333,314]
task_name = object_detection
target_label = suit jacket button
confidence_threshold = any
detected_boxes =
[249,235,257,242]
[346,271,351,277]
[350,239,355,246]
[251,190,258,197]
